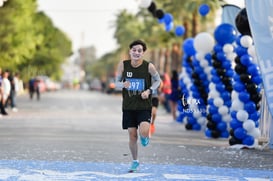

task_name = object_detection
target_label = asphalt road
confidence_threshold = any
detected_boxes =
[0,89,272,180]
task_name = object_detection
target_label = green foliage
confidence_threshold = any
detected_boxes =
[0,0,72,82]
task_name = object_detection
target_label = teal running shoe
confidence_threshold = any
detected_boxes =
[128,160,139,173]
[140,136,149,147]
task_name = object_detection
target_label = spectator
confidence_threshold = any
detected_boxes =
[169,70,180,121]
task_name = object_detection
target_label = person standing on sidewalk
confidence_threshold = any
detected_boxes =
[1,69,10,115]
[115,40,161,172]
[169,70,180,121]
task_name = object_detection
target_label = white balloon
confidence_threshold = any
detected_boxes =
[219,105,229,115]
[204,67,212,77]
[243,119,255,131]
[195,52,204,60]
[209,82,215,90]
[197,117,206,125]
[240,35,253,48]
[193,111,202,118]
[236,110,249,122]
[209,90,219,99]
[231,91,239,100]
[0,1,3,7]
[184,77,191,85]
[248,128,261,139]
[231,99,244,111]
[194,32,215,53]
[227,52,237,61]
[223,44,234,53]
[200,59,208,67]
[213,97,224,107]
[222,114,231,122]
[139,0,152,8]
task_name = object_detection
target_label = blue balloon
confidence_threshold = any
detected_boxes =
[163,13,173,25]
[247,64,259,76]
[211,76,220,84]
[244,101,256,113]
[175,25,185,36]
[243,135,254,146]
[216,83,225,92]
[214,23,237,45]
[252,75,263,84]
[221,130,230,138]
[221,91,230,101]
[230,111,237,119]
[217,121,227,131]
[216,52,226,62]
[230,118,242,129]
[249,111,260,122]
[209,105,218,114]
[199,73,207,81]
[226,69,234,77]
[238,91,250,103]
[234,127,247,140]
[193,123,201,130]
[199,4,210,16]
[183,38,196,56]
[208,98,214,105]
[204,53,212,61]
[205,129,212,137]
[235,46,247,56]
[222,61,231,69]
[234,82,245,92]
[187,116,197,125]
[165,22,173,32]
[213,44,222,52]
[240,54,252,66]
[224,100,232,107]
[158,17,165,24]
[176,113,184,123]
[212,113,222,123]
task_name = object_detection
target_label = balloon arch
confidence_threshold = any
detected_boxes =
[138,0,263,148]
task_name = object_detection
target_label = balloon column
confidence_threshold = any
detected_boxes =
[227,8,263,147]
[229,34,263,147]
[205,23,236,139]
[180,32,215,130]
[177,38,208,129]
[176,38,195,123]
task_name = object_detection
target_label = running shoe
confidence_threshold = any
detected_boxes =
[128,160,139,173]
[140,136,149,147]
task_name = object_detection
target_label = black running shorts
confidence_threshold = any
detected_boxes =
[152,97,159,108]
[122,110,151,129]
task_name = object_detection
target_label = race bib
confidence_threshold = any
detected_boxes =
[126,78,145,91]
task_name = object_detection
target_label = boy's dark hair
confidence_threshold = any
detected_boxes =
[129,40,147,52]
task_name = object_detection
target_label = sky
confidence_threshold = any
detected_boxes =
[37,0,245,58]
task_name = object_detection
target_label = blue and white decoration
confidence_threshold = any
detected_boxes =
[137,0,213,37]
[229,35,263,147]
[205,23,236,139]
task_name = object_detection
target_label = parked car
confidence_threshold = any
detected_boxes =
[89,78,102,91]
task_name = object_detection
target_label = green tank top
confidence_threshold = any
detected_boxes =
[122,60,152,110]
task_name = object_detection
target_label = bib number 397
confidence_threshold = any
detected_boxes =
[126,78,145,91]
